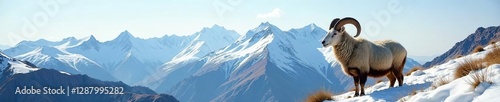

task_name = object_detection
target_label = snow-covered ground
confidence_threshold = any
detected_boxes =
[329,43,500,102]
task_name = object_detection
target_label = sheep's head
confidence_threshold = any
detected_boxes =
[321,17,361,47]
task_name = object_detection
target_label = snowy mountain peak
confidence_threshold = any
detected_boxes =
[304,23,319,30]
[287,23,327,40]
[169,24,240,62]
[109,30,136,46]
[17,39,50,47]
[203,24,225,31]
[75,35,101,50]
[260,21,272,26]
[241,22,283,41]
[196,25,240,41]
[84,35,100,44]
[292,23,322,33]
[88,35,97,42]
[253,22,280,32]
[62,37,77,42]
[15,36,81,48]
[116,30,135,40]
[200,25,226,34]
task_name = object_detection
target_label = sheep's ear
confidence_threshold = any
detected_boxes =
[339,27,346,33]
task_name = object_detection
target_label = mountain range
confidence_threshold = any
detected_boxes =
[1,25,239,85]
[0,23,421,102]
[0,52,178,102]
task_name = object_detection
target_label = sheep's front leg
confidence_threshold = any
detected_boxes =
[353,76,360,97]
[387,72,396,87]
[349,68,361,97]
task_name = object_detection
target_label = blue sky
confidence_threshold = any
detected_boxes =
[1,0,499,57]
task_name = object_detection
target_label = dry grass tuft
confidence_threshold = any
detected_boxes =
[431,78,451,90]
[465,69,493,90]
[455,55,463,59]
[483,47,500,65]
[454,59,486,79]
[405,66,425,76]
[473,45,485,53]
[376,79,384,84]
[305,89,334,102]
[453,46,499,90]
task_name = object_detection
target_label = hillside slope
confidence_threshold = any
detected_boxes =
[423,26,500,68]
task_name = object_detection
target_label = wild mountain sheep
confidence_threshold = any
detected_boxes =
[321,17,407,96]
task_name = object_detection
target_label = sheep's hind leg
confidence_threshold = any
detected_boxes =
[396,71,404,86]
[359,73,367,96]
[395,56,407,86]
[392,67,404,87]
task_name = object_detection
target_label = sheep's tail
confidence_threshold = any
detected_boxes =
[398,54,407,86]
[402,55,407,69]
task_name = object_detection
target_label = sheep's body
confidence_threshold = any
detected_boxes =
[332,32,407,96]
[338,38,407,75]
[322,17,407,97]
[375,40,407,72]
